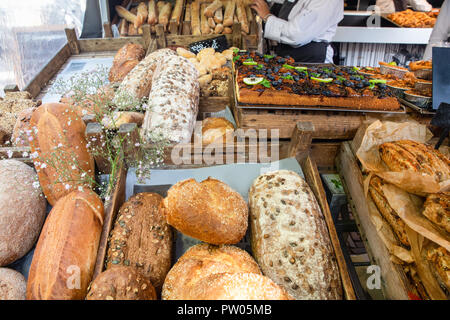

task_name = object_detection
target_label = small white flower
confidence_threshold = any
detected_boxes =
[58,143,63,148]
[81,109,88,115]
[71,165,76,170]
[32,181,40,189]
[40,163,47,169]
[30,151,39,159]
[135,143,140,147]
[81,172,86,178]
[67,121,71,126]
[78,186,84,192]
[28,136,33,141]
[105,195,111,202]
[22,151,29,158]
[7,150,13,158]
[65,184,71,190]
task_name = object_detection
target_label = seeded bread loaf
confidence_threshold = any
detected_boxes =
[86,266,156,300]
[249,170,342,300]
[162,177,248,244]
[0,268,27,300]
[105,193,173,293]
[162,244,261,300]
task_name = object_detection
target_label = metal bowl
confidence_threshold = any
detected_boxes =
[404,91,432,109]
[386,84,409,98]
[414,80,432,91]
[413,68,432,80]
[380,64,408,79]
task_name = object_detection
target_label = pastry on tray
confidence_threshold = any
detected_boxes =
[233,51,401,111]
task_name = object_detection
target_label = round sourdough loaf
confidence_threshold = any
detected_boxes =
[162,244,261,300]
[86,266,156,300]
[105,192,173,294]
[188,272,292,300]
[26,189,104,300]
[162,177,248,244]
[0,268,27,300]
[200,117,234,146]
[0,159,46,266]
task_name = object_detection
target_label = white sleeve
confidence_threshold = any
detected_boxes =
[408,0,432,12]
[263,0,343,46]
[424,0,450,60]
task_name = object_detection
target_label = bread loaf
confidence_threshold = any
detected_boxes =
[147,0,157,25]
[141,54,199,143]
[423,193,450,234]
[189,272,292,300]
[158,2,172,30]
[86,266,156,300]
[249,170,342,300]
[115,5,137,24]
[135,1,148,28]
[368,176,410,246]
[162,244,261,299]
[0,160,46,266]
[191,0,201,35]
[426,246,450,291]
[105,193,173,293]
[223,0,236,27]
[0,268,26,300]
[236,1,249,33]
[163,177,248,244]
[109,43,145,83]
[205,0,223,18]
[200,117,234,145]
[379,140,450,183]
[27,190,104,300]
[115,48,176,102]
[29,103,95,206]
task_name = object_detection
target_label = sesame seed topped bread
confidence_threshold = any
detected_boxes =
[162,244,261,300]
[105,193,173,294]
[162,177,248,245]
[86,266,156,300]
[249,170,342,300]
[188,272,292,300]
[0,268,27,300]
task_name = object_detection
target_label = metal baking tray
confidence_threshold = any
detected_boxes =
[398,97,436,115]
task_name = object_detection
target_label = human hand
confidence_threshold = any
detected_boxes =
[250,0,271,20]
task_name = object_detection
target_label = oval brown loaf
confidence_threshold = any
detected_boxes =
[0,159,46,266]
[200,117,234,145]
[29,103,95,206]
[188,272,292,300]
[26,190,104,300]
[86,266,156,300]
[0,268,27,300]
[162,177,248,244]
[162,244,261,300]
[108,43,145,83]
[249,170,342,300]
[105,192,173,293]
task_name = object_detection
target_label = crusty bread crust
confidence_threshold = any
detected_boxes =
[86,266,156,300]
[162,244,261,300]
[163,177,248,244]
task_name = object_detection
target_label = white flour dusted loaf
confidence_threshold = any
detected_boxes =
[249,170,342,300]
[142,55,200,143]
[115,48,176,103]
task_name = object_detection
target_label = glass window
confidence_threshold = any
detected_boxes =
[0,0,86,97]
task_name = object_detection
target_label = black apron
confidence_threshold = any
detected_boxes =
[269,0,329,63]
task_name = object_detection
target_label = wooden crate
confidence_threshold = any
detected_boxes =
[92,121,357,300]
[336,140,417,300]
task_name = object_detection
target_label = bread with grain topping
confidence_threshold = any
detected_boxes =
[188,272,292,300]
[105,192,173,293]
[108,43,145,83]
[163,177,248,244]
[162,244,261,300]
[26,189,104,300]
[249,170,342,300]
[29,103,95,206]
[86,266,156,300]
[0,268,26,300]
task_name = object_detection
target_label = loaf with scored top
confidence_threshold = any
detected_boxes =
[249,170,342,300]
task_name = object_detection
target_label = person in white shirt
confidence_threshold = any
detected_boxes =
[424,0,450,60]
[250,0,344,63]
[376,0,433,13]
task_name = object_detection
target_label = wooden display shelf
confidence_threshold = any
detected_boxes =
[92,121,357,300]
[336,140,417,300]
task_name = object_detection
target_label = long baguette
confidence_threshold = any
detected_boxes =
[204,0,223,18]
[157,1,165,13]
[185,3,191,22]
[148,0,157,25]
[135,1,148,28]
[115,5,137,24]
[191,1,201,35]
[200,3,211,34]
[246,4,253,23]
[170,0,184,25]
[236,2,249,33]
[223,0,236,27]
[159,2,173,30]
[223,26,232,34]
[214,23,224,34]
[214,7,223,24]
[208,17,216,28]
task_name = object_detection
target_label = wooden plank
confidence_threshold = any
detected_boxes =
[65,28,80,54]
[24,43,72,98]
[103,23,113,38]
[78,37,145,52]
[92,163,127,280]
[141,24,151,50]
[86,123,111,174]
[288,121,314,159]
[337,141,412,300]
[232,22,241,48]
[3,84,19,93]
[301,154,357,300]
[310,142,340,171]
